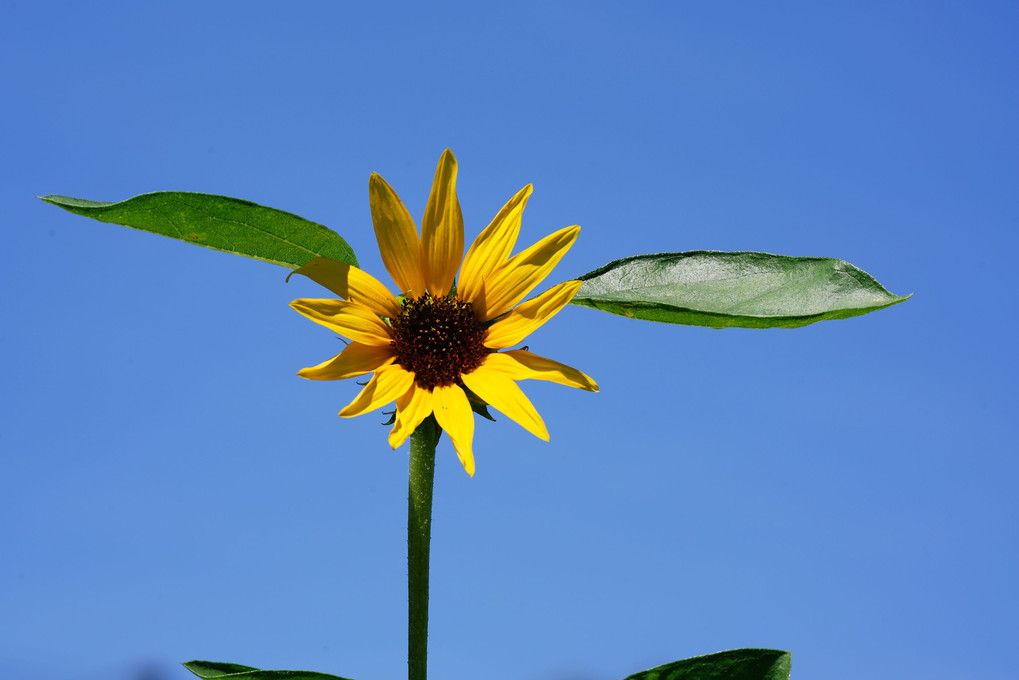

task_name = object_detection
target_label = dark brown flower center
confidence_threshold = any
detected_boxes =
[390,294,487,391]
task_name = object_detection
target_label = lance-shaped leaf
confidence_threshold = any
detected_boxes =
[572,251,909,329]
[183,660,354,680]
[40,192,357,269]
[623,648,791,680]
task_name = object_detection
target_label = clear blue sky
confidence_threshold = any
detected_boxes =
[3,2,1017,679]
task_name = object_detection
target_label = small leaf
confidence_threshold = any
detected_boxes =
[572,251,909,329]
[182,660,354,680]
[40,192,357,269]
[462,383,497,422]
[470,400,497,422]
[623,648,791,680]
[183,661,260,678]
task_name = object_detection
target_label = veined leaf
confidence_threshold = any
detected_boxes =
[572,251,909,329]
[623,648,791,680]
[182,660,354,680]
[40,192,357,269]
[183,661,259,678]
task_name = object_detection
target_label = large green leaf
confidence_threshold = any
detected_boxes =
[40,192,357,269]
[182,660,354,680]
[623,648,791,680]
[572,251,909,329]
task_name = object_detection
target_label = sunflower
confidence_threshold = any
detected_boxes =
[289,150,597,476]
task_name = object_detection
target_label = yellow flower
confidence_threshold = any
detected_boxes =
[289,150,597,476]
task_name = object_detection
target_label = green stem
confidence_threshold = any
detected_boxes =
[408,416,438,680]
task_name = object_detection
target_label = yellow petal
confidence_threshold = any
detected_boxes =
[290,298,393,346]
[297,343,395,381]
[461,362,548,441]
[420,149,464,297]
[369,172,425,298]
[339,363,416,418]
[287,258,401,318]
[388,385,434,450]
[485,350,598,392]
[459,184,531,305]
[474,225,581,321]
[484,280,583,349]
[431,384,476,476]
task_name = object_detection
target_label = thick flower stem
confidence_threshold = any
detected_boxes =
[408,416,439,680]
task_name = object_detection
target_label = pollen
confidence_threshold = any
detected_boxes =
[390,294,487,391]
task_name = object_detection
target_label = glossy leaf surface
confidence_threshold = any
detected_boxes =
[623,648,791,680]
[183,660,354,680]
[572,251,909,328]
[41,192,357,269]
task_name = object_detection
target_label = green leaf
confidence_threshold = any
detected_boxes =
[462,383,497,422]
[183,661,260,677]
[623,648,791,680]
[182,660,354,680]
[40,192,357,269]
[572,251,909,329]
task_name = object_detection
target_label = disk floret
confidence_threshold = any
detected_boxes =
[390,294,487,390]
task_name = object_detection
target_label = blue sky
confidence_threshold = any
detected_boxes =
[3,2,1017,679]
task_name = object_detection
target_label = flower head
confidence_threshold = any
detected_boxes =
[289,150,597,476]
